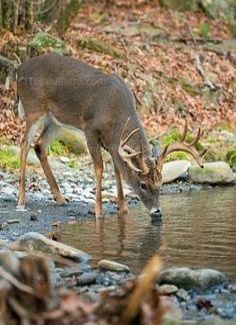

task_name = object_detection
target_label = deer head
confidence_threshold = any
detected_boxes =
[118,118,207,218]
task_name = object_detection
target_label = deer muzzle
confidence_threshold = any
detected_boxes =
[150,207,162,219]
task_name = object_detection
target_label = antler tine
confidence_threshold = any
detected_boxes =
[121,128,140,147]
[189,127,201,147]
[156,122,206,170]
[120,117,131,142]
[181,120,188,142]
[200,148,207,158]
[118,145,143,173]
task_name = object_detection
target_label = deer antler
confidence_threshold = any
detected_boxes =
[118,117,149,174]
[156,120,207,171]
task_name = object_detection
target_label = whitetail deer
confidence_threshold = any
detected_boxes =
[16,53,206,218]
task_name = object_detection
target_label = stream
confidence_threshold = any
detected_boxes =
[60,186,236,281]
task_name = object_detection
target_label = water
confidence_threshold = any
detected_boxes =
[61,187,236,280]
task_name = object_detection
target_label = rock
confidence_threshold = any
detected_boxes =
[9,146,39,166]
[77,271,98,285]
[98,259,130,272]
[162,160,191,183]
[14,232,90,262]
[60,156,70,163]
[29,32,72,56]
[200,0,236,34]
[176,288,189,301]
[188,161,235,184]
[158,267,227,291]
[158,284,179,295]
[57,128,87,155]
[160,0,199,11]
[60,266,83,278]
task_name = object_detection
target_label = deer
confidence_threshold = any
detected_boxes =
[16,53,206,219]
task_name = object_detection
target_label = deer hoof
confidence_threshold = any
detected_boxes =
[16,204,27,211]
[55,195,69,205]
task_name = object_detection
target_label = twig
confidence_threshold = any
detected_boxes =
[188,26,218,91]
[195,54,218,91]
[124,255,162,322]
[0,266,38,297]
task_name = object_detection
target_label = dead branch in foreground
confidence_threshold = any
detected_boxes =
[0,251,164,324]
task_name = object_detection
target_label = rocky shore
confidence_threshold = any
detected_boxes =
[0,154,235,323]
[0,231,235,324]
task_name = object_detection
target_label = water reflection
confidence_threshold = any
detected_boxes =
[61,187,236,280]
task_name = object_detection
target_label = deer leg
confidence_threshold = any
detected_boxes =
[86,135,104,219]
[17,123,40,208]
[113,160,128,215]
[34,120,66,205]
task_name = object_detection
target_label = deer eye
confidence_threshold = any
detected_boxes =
[140,182,147,191]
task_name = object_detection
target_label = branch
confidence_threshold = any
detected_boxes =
[195,54,218,91]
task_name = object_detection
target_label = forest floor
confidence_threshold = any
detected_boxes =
[0,0,235,145]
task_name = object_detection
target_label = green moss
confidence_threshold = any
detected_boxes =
[226,150,236,167]
[77,37,122,59]
[0,148,20,170]
[198,21,211,39]
[49,141,69,156]
[181,80,201,96]
[68,158,78,169]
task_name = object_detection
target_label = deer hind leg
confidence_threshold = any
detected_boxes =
[86,134,104,219]
[113,159,128,215]
[17,122,41,208]
[34,118,66,205]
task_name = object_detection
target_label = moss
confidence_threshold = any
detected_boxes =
[77,37,122,59]
[29,32,71,55]
[226,150,236,167]
[68,158,78,169]
[49,141,69,156]
[198,21,211,39]
[181,80,201,96]
[0,148,20,170]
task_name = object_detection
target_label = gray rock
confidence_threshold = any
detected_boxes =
[188,162,235,184]
[176,288,189,301]
[14,232,90,262]
[158,267,227,290]
[57,128,87,155]
[98,259,130,272]
[162,160,191,183]
[158,284,179,295]
[77,271,98,285]
[60,266,83,278]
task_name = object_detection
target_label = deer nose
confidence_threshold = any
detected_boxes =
[150,207,162,219]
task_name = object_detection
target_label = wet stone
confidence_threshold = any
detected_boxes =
[60,266,83,278]
[158,284,179,295]
[98,259,130,272]
[158,267,228,291]
[77,271,98,285]
[176,288,190,301]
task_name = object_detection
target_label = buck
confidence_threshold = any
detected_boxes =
[17,53,206,218]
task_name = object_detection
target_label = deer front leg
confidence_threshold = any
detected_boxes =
[113,160,128,215]
[86,135,104,219]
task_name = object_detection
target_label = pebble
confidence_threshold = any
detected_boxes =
[176,288,189,301]
[77,271,98,285]
[98,259,130,273]
[158,284,179,295]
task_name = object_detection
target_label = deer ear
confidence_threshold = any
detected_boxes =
[150,139,162,158]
